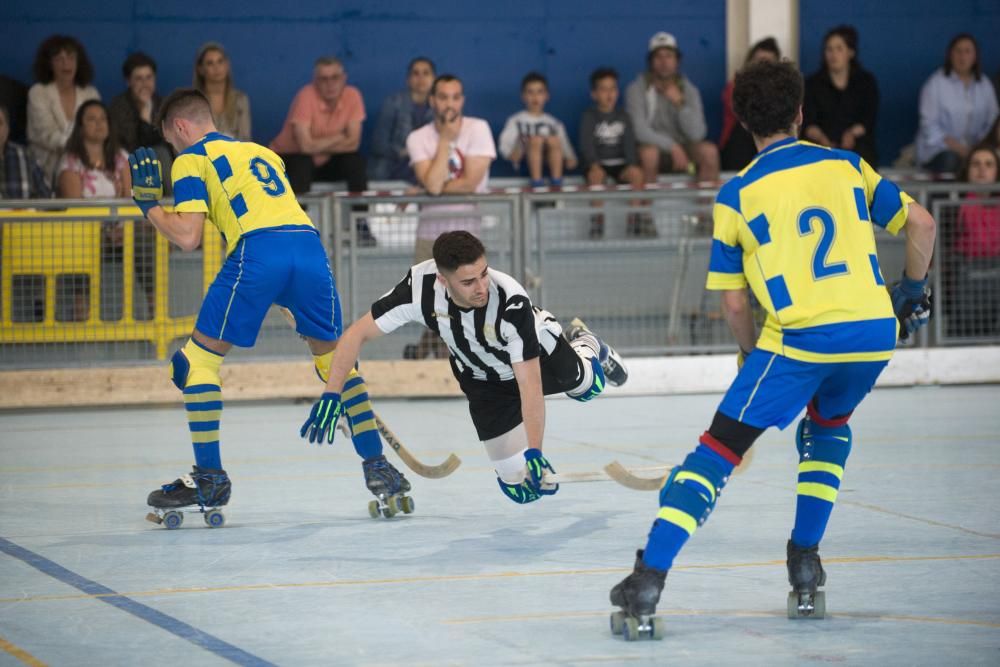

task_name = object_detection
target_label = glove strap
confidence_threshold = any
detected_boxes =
[898,273,927,300]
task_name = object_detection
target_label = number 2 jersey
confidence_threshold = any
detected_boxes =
[707,138,913,363]
[170,132,313,255]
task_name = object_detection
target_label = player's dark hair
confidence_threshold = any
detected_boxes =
[64,100,121,173]
[733,61,804,139]
[433,231,486,272]
[122,51,157,79]
[408,56,435,75]
[431,74,461,96]
[589,67,618,90]
[157,88,213,128]
[745,37,781,65]
[943,33,981,81]
[521,71,548,92]
[820,25,859,72]
[33,35,94,86]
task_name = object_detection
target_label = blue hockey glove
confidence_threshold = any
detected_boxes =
[890,274,932,340]
[524,448,559,496]
[300,392,342,445]
[497,477,542,504]
[128,146,163,216]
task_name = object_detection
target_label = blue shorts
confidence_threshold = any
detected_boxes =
[196,227,342,347]
[718,350,889,430]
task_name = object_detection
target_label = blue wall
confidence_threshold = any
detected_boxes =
[800,0,1000,166]
[0,0,725,176]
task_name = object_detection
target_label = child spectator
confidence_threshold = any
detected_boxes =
[498,72,577,187]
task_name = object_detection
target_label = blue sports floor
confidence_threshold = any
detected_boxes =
[1,385,998,666]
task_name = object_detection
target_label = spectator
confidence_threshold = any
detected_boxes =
[948,146,1000,336]
[720,37,781,171]
[0,103,52,198]
[270,56,367,195]
[193,42,252,141]
[27,35,100,186]
[802,26,879,166]
[578,67,648,238]
[108,52,173,194]
[625,31,719,182]
[917,34,998,174]
[368,57,436,182]
[498,72,577,187]
[54,100,131,321]
[404,73,496,358]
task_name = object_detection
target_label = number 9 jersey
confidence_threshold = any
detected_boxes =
[171,132,313,255]
[707,138,913,364]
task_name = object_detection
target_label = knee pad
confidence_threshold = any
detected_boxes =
[169,340,223,391]
[313,349,335,383]
[796,417,852,467]
[568,356,606,402]
[657,447,731,531]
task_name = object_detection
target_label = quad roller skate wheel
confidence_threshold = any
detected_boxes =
[610,611,625,635]
[396,495,415,514]
[163,511,184,530]
[381,500,398,518]
[204,510,225,528]
[787,591,825,619]
[621,617,640,641]
[368,500,380,518]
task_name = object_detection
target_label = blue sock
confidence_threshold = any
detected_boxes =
[342,371,383,459]
[643,441,736,571]
[790,416,852,548]
[550,177,563,187]
[529,178,546,188]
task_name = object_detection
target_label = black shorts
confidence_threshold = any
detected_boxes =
[454,337,583,441]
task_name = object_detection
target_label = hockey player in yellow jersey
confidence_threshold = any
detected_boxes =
[608,61,936,639]
[129,89,406,528]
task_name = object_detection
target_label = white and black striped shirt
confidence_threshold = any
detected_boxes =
[371,260,562,381]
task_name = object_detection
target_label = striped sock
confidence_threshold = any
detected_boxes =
[179,340,225,470]
[791,417,852,548]
[342,369,382,459]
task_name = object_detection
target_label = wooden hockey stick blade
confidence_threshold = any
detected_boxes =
[543,465,671,486]
[602,461,670,491]
[374,414,462,479]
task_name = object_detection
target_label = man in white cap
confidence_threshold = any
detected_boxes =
[625,31,719,183]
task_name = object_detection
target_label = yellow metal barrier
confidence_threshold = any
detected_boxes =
[0,206,224,359]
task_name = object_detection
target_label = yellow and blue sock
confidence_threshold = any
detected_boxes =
[643,436,738,571]
[170,339,225,470]
[342,369,382,459]
[791,406,852,548]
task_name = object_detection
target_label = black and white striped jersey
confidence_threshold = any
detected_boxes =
[371,260,563,381]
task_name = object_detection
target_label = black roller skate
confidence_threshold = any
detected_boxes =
[363,454,414,519]
[609,550,668,641]
[787,539,827,618]
[564,317,628,387]
[145,466,231,530]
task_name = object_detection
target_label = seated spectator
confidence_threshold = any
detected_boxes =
[720,37,780,171]
[0,103,52,198]
[404,73,496,358]
[193,42,252,141]
[625,31,719,182]
[369,57,435,182]
[27,35,100,187]
[579,67,648,238]
[108,52,173,194]
[270,56,367,194]
[498,72,577,187]
[917,34,998,174]
[54,100,131,322]
[803,26,879,166]
[947,146,1000,337]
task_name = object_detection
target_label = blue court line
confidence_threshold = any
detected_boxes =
[0,536,276,667]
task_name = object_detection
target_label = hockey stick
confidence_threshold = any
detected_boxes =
[279,307,463,479]
[548,448,756,492]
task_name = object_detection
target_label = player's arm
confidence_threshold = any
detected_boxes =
[324,312,385,396]
[441,156,492,194]
[902,202,936,281]
[721,288,756,355]
[129,147,206,251]
[146,208,206,252]
[512,357,545,451]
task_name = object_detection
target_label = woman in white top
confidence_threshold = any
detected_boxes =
[27,35,101,186]
[193,42,252,141]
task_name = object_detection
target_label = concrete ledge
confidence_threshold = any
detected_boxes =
[1,346,996,409]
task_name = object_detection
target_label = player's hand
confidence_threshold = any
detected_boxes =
[300,392,342,445]
[523,448,559,496]
[890,274,932,340]
[128,147,163,217]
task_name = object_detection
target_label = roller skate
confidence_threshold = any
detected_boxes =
[609,550,667,641]
[363,454,414,519]
[145,466,231,529]
[564,317,628,387]
[786,539,827,619]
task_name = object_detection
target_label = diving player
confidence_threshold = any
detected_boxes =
[608,61,936,636]
[299,230,629,504]
[129,88,404,525]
